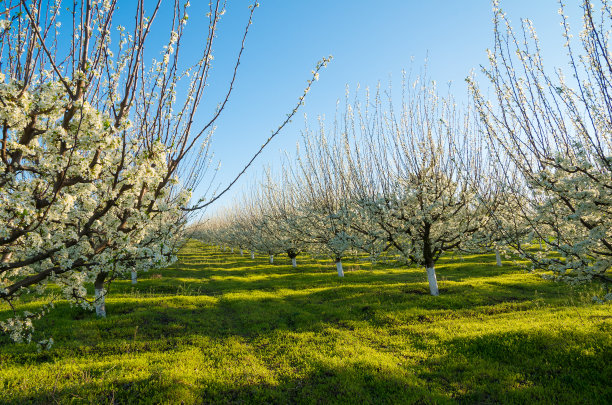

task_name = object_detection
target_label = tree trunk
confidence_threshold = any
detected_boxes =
[422,228,438,295]
[495,248,502,267]
[251,251,255,259]
[292,257,297,268]
[426,267,439,296]
[240,249,243,256]
[336,259,344,277]
[94,272,107,317]
[269,254,274,264]
[131,270,137,284]
[1,252,12,263]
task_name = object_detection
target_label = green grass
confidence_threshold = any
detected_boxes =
[1,240,610,404]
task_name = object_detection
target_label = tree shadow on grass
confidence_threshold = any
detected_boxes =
[0,267,570,352]
[2,241,608,403]
[0,276,578,361]
[4,358,449,405]
[420,329,612,404]
[1,295,609,404]
[115,256,549,304]
[4,325,610,404]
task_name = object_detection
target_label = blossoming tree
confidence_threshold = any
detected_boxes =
[0,0,326,343]
[341,79,489,295]
[290,123,359,277]
[469,0,612,287]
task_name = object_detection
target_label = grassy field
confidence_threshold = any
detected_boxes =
[0,240,610,404]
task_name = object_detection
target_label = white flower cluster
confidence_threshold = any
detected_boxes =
[0,80,189,341]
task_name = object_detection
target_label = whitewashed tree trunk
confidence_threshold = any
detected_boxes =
[1,252,12,263]
[495,248,502,267]
[131,270,137,284]
[539,240,543,250]
[95,288,106,317]
[240,249,243,256]
[336,260,344,277]
[251,251,255,259]
[426,267,439,296]
[292,257,297,268]
[269,255,274,264]
[231,248,234,253]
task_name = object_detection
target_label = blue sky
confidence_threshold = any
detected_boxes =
[156,0,574,217]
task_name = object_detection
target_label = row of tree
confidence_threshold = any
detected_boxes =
[193,0,611,298]
[192,79,517,296]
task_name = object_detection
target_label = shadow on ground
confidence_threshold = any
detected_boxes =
[0,240,610,404]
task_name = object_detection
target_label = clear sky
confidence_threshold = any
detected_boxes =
[150,0,576,217]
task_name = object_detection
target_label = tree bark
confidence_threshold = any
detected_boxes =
[495,248,502,267]
[94,272,107,317]
[336,259,344,277]
[1,252,12,263]
[131,270,137,284]
[269,254,274,264]
[291,257,297,268]
[251,251,255,259]
[240,249,243,256]
[426,267,439,296]
[422,227,438,295]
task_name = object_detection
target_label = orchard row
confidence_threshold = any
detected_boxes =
[193,1,612,299]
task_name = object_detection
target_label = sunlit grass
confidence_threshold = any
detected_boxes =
[0,239,610,404]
